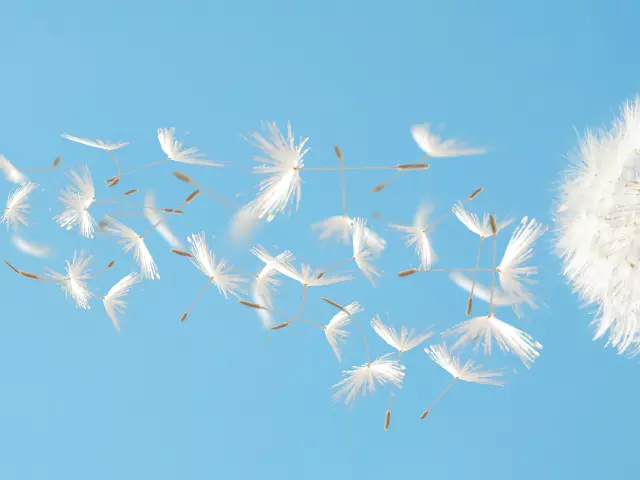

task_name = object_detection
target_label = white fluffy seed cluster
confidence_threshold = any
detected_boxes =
[556,98,640,354]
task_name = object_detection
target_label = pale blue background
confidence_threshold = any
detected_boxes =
[0,1,637,479]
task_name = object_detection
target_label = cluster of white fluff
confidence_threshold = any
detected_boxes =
[556,98,640,354]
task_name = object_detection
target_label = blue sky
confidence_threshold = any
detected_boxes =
[0,1,638,478]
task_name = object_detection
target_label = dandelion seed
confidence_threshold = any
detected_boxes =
[61,133,129,151]
[103,273,139,332]
[11,235,52,257]
[103,217,160,280]
[497,217,547,308]
[252,250,294,327]
[353,218,381,286]
[411,123,487,157]
[144,192,183,249]
[445,314,542,368]
[332,354,405,407]
[420,343,503,419]
[452,203,513,239]
[45,250,93,310]
[251,245,352,287]
[371,314,432,353]
[245,121,308,222]
[0,154,28,185]
[188,232,246,299]
[312,215,386,255]
[2,182,38,231]
[325,301,363,361]
[390,204,435,271]
[54,191,97,238]
[158,128,222,166]
[425,343,504,386]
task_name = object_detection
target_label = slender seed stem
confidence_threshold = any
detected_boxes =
[317,257,354,278]
[105,150,121,178]
[298,165,400,171]
[422,267,495,273]
[265,306,325,329]
[140,191,197,239]
[466,237,484,316]
[110,158,170,182]
[384,350,403,431]
[180,278,211,322]
[352,318,371,366]
[420,377,457,420]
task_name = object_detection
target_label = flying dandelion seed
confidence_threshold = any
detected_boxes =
[2,182,38,231]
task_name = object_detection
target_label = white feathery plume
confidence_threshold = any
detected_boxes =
[370,314,432,353]
[103,217,160,280]
[449,272,522,311]
[425,343,504,386]
[555,98,640,354]
[2,182,38,231]
[245,121,308,222]
[390,204,435,270]
[45,250,93,310]
[251,245,352,287]
[445,315,542,368]
[157,127,222,166]
[103,272,139,332]
[352,218,381,286]
[65,165,95,207]
[497,217,547,308]
[188,232,246,298]
[144,192,183,249]
[61,133,129,151]
[332,354,405,407]
[324,301,363,361]
[411,123,487,157]
[313,215,386,255]
[0,154,28,184]
[252,250,294,327]
[54,191,97,238]
[11,235,52,257]
[452,202,513,238]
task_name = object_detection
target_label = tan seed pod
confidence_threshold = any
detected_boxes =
[468,187,484,200]
[398,268,418,277]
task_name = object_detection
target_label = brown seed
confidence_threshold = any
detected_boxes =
[334,145,343,161]
[384,410,391,431]
[183,190,200,205]
[173,171,197,186]
[372,182,387,193]
[180,312,188,322]
[468,187,484,200]
[171,249,194,258]
[108,178,120,188]
[20,271,44,281]
[316,271,325,279]
[466,296,473,316]
[397,163,430,170]
[107,261,116,269]
[239,299,264,310]
[105,176,117,183]
[490,215,497,235]
[124,189,138,197]
[53,156,62,168]
[173,209,185,215]
[270,321,291,330]
[420,409,430,420]
[398,268,418,277]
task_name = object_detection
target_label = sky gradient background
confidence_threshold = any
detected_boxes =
[1,1,638,478]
